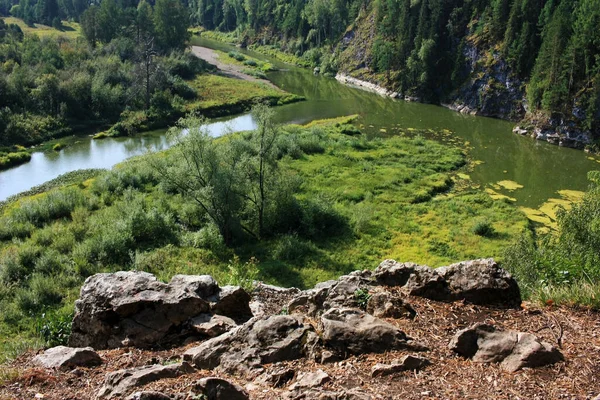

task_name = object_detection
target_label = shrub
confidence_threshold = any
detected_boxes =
[226,256,259,292]
[354,289,371,310]
[37,310,72,347]
[12,188,86,227]
[299,197,350,240]
[471,219,496,237]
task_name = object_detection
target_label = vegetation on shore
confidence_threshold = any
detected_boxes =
[0,110,532,358]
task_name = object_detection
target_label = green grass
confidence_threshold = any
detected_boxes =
[2,17,82,39]
[187,73,303,113]
[0,116,530,361]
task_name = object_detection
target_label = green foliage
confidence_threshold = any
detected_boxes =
[471,219,496,237]
[504,171,600,309]
[37,310,72,347]
[226,255,259,292]
[354,288,371,310]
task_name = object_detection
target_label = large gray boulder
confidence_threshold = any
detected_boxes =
[449,324,564,372]
[97,363,194,399]
[320,308,426,356]
[33,346,102,370]
[184,315,319,377]
[69,271,252,349]
[374,259,521,307]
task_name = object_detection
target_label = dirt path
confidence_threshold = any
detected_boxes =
[191,45,278,89]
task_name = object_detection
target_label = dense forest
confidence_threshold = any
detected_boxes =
[191,0,600,135]
[0,0,199,148]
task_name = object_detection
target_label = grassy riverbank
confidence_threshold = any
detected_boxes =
[0,114,532,359]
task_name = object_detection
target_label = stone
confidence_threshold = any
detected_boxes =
[190,314,237,337]
[287,273,372,316]
[184,315,318,377]
[449,324,563,372]
[366,291,416,319]
[371,355,430,377]
[289,369,331,391]
[192,377,249,400]
[320,308,426,356]
[96,363,194,399]
[255,367,295,387]
[69,271,252,349]
[373,259,521,307]
[436,259,521,306]
[33,346,102,370]
[210,286,252,320]
[126,392,172,400]
[373,260,421,286]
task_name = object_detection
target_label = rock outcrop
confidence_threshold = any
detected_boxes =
[69,271,252,349]
[191,377,249,400]
[183,315,319,377]
[320,308,426,356]
[97,363,194,399]
[33,346,102,370]
[449,324,564,372]
[374,259,521,307]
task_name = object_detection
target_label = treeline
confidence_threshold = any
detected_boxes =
[0,0,202,147]
[192,0,599,132]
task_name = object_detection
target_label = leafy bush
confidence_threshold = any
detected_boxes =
[471,219,496,237]
[227,51,246,62]
[226,256,259,292]
[37,310,72,347]
[354,289,371,310]
[11,188,86,227]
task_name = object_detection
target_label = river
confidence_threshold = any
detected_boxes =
[1,37,598,207]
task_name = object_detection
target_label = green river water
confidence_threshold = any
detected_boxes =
[1,36,598,210]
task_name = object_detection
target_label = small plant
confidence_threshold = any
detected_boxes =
[472,219,496,237]
[37,311,72,347]
[279,306,289,315]
[227,256,259,292]
[52,143,66,152]
[354,288,372,310]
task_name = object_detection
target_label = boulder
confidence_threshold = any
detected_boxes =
[190,314,237,337]
[287,272,372,316]
[320,308,426,356]
[184,315,319,377]
[436,259,521,306]
[373,259,521,307]
[192,377,249,400]
[97,363,194,399]
[449,324,563,372]
[33,346,102,370]
[366,291,416,319]
[371,355,430,377]
[289,369,330,391]
[210,286,252,320]
[69,271,252,349]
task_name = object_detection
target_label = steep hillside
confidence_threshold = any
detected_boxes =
[190,0,600,150]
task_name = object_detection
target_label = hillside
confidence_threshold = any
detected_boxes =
[190,0,600,150]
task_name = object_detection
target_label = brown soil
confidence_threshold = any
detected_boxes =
[1,290,599,400]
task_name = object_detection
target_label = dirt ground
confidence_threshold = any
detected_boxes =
[1,289,599,400]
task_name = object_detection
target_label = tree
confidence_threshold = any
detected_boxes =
[80,5,99,47]
[153,0,189,52]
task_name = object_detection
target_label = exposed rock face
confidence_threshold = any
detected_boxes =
[374,259,521,307]
[371,355,431,377]
[289,369,331,391]
[97,363,194,399]
[33,346,102,370]
[184,315,319,376]
[287,271,373,316]
[320,308,426,356]
[449,324,564,372]
[366,291,416,319]
[192,377,249,400]
[69,271,252,349]
[254,367,296,388]
[190,314,237,337]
